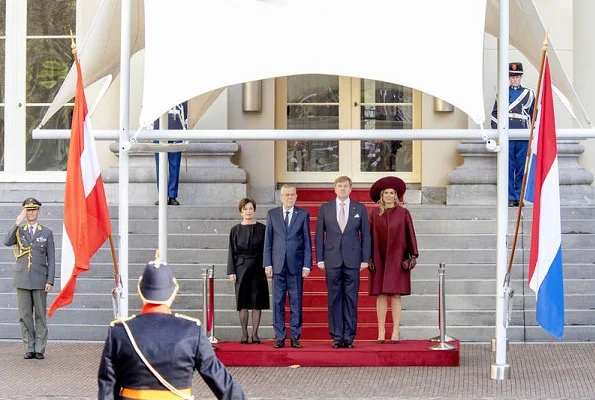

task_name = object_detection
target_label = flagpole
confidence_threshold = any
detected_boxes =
[506,34,549,282]
[491,0,510,381]
[108,235,120,279]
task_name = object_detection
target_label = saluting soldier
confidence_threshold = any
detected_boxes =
[491,62,536,207]
[3,197,55,360]
[98,259,246,400]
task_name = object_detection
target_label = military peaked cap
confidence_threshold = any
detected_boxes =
[22,197,42,210]
[509,62,524,76]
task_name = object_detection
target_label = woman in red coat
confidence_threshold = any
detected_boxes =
[368,176,418,343]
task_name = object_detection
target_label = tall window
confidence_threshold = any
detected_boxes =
[25,0,75,171]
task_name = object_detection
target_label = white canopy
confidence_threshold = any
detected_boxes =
[38,0,222,128]
[140,0,487,126]
[40,0,591,129]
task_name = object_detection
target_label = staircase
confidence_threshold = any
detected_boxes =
[0,198,594,342]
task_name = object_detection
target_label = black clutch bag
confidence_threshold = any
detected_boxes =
[368,261,376,272]
[401,256,417,271]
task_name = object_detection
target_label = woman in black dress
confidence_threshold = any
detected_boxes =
[227,198,270,344]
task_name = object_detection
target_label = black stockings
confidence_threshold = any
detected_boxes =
[238,309,262,342]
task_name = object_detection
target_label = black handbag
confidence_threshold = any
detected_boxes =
[401,256,417,271]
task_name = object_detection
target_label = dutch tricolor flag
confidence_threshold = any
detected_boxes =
[525,56,564,339]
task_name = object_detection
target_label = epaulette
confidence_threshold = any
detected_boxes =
[175,313,201,326]
[110,314,136,327]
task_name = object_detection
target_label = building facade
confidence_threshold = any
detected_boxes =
[0,0,593,204]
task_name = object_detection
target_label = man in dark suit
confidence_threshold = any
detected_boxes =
[315,176,371,349]
[3,197,55,360]
[264,184,312,349]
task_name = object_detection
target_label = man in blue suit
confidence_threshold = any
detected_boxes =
[315,176,371,349]
[264,184,312,349]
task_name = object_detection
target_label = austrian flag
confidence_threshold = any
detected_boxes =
[48,54,112,317]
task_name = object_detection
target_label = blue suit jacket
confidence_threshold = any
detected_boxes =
[264,206,312,275]
[315,200,371,269]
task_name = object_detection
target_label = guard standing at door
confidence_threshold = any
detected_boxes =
[490,62,535,207]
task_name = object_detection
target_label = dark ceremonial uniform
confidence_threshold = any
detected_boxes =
[98,259,246,400]
[3,197,54,358]
[491,63,535,203]
[153,102,188,205]
[98,309,245,399]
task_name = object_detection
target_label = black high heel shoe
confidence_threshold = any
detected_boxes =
[240,338,249,344]
[251,337,261,344]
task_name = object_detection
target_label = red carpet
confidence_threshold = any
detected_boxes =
[215,340,459,367]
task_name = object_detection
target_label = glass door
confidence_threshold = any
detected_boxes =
[275,75,421,184]
[350,78,421,182]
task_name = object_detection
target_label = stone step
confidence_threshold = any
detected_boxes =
[1,292,590,313]
[1,218,593,235]
[0,247,590,264]
[2,231,591,251]
[3,261,591,281]
[3,202,595,221]
[0,321,593,342]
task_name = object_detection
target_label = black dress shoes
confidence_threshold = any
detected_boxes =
[24,352,35,359]
[156,198,181,206]
[508,200,519,207]
[344,342,354,349]
[273,340,285,348]
[34,353,44,359]
[290,339,302,348]
[332,341,343,349]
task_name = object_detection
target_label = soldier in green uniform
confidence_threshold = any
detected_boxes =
[3,197,55,360]
[98,259,246,399]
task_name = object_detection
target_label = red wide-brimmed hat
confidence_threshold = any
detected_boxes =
[369,176,406,203]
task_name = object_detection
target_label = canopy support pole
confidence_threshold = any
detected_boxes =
[118,0,132,318]
[491,0,511,380]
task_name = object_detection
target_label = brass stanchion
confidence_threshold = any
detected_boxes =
[430,263,456,350]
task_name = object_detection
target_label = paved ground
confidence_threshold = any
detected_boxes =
[1,340,595,399]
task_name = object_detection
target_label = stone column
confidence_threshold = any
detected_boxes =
[446,141,497,205]
[446,140,594,205]
[102,142,246,205]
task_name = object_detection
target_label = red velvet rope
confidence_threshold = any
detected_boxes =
[207,274,215,331]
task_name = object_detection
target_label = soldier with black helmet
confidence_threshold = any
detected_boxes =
[98,259,246,400]
[3,197,55,360]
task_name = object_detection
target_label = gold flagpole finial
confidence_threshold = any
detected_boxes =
[69,29,76,55]
[543,29,549,51]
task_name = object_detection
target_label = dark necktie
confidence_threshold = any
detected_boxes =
[29,226,35,237]
[284,211,290,229]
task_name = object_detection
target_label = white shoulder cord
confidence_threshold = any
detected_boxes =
[121,320,194,400]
